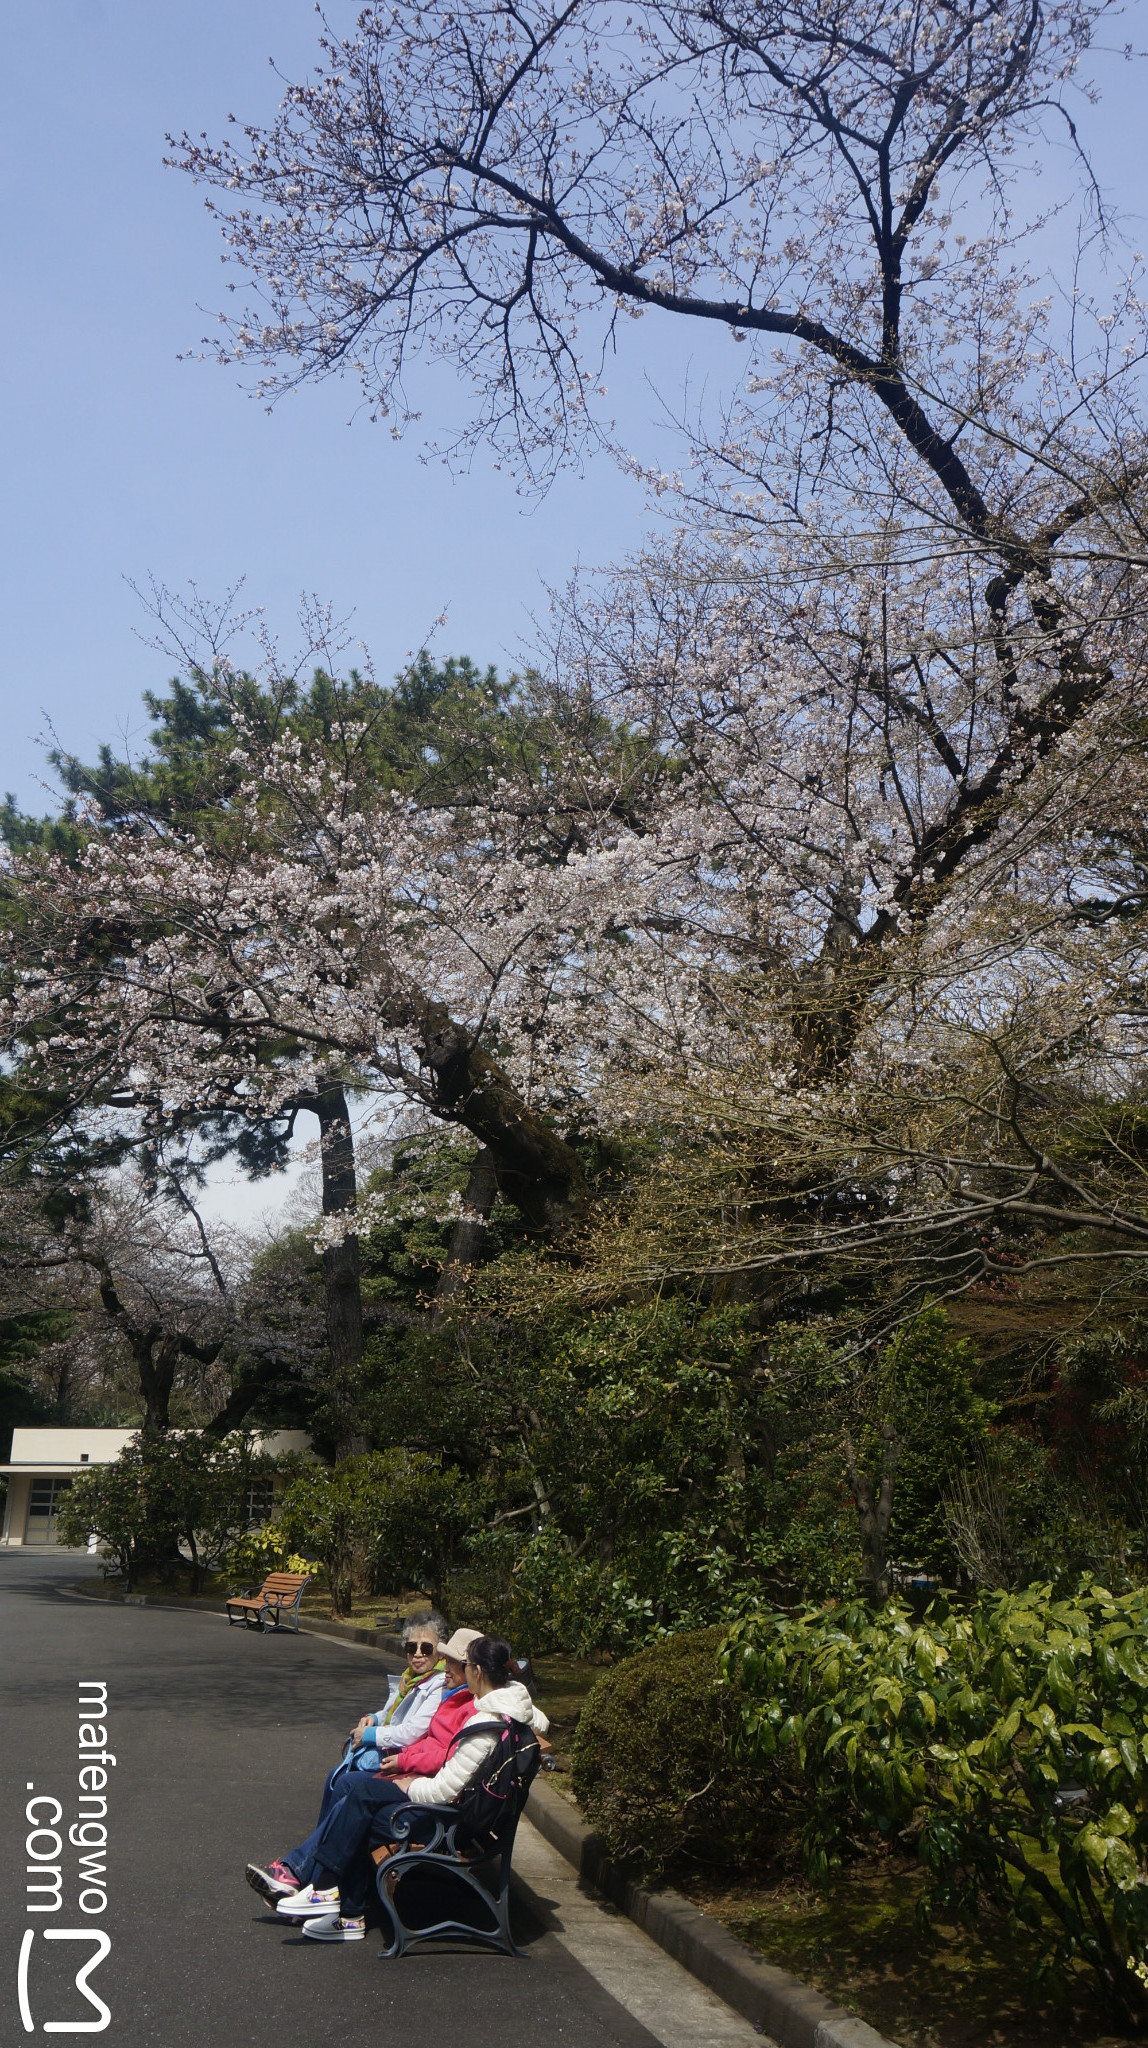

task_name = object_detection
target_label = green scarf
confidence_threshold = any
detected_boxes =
[381,1659,445,1726]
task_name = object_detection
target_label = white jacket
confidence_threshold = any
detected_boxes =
[406,1680,549,1806]
[361,1670,447,1753]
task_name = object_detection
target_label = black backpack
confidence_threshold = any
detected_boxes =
[447,1714,542,1849]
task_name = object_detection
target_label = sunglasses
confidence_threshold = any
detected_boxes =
[404,1639,438,1658]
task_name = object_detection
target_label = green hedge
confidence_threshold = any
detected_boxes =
[571,1626,792,1878]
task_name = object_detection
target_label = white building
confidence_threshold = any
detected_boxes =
[0,1427,312,1547]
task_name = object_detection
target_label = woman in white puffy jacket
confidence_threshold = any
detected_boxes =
[280,1634,549,1942]
[402,1635,548,1808]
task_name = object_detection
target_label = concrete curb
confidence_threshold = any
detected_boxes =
[63,1580,225,1615]
[524,1777,897,2048]
[303,1615,406,1658]
[62,1580,406,1657]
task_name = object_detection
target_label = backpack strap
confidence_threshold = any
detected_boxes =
[443,1712,510,1762]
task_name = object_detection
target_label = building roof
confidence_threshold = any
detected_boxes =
[0,1426,311,1477]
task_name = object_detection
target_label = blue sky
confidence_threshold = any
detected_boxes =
[0,1,689,814]
[1,2,1145,820]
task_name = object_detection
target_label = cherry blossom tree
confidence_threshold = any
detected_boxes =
[0,613,674,1451]
[170,0,1148,1068]
[0,1172,243,1432]
[8,0,1148,1479]
[2,609,673,1436]
[174,1,1118,478]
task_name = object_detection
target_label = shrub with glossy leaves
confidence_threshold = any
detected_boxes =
[221,1520,319,1587]
[725,1582,1148,2023]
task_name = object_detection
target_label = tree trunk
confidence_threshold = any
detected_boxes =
[204,1356,295,1437]
[315,1082,367,1457]
[131,1329,176,1432]
[844,1423,899,1606]
[94,1266,223,1433]
[387,994,589,1232]
[433,1146,499,1312]
[50,1347,72,1418]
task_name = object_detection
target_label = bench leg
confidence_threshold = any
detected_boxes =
[375,1848,524,1961]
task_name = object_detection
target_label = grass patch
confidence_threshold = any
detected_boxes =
[681,1861,1136,2048]
[294,1588,415,1628]
[530,1652,603,1772]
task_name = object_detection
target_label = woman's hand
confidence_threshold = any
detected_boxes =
[351,1715,375,1744]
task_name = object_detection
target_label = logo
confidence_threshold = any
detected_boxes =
[17,1928,111,2035]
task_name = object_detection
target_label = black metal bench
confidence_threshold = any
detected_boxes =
[374,1802,525,1958]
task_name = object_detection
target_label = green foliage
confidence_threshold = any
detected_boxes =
[365,1449,475,1603]
[55,1433,273,1591]
[879,1309,996,1573]
[221,1520,319,1585]
[487,1305,998,1653]
[501,1302,796,1651]
[504,1522,661,1657]
[276,1448,473,1616]
[726,1581,1148,2023]
[532,1302,756,1547]
[0,1314,63,1459]
[357,1288,825,1652]
[340,1297,1011,1651]
[944,1426,1145,1596]
[571,1628,790,1878]
[38,649,647,851]
[274,1455,377,1617]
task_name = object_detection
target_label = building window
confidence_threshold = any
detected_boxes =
[245,1481,275,1528]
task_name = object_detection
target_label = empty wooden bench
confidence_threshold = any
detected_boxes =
[225,1571,311,1633]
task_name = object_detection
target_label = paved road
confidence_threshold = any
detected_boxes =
[0,1549,756,2048]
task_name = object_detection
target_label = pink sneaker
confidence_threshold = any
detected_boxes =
[245,1860,299,1902]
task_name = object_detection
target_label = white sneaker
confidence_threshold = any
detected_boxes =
[276,1883,340,1919]
[302,1913,365,1942]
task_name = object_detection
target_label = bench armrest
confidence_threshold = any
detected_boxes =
[387,1803,463,1855]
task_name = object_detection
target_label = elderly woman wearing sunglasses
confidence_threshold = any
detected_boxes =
[246,1609,455,1903]
[351,1614,450,1760]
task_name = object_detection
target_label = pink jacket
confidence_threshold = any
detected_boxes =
[389,1686,477,1777]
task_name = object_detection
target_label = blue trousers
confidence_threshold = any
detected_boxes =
[284,1761,351,1884]
[284,1738,386,1881]
[310,1774,426,1916]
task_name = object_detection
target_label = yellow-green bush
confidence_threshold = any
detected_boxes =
[728,1580,1148,2024]
[221,1521,320,1586]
